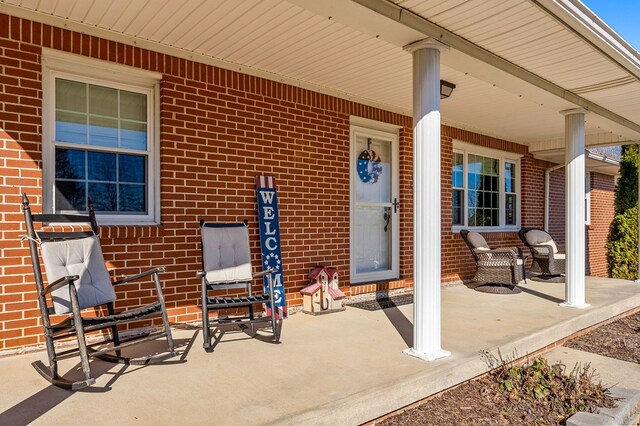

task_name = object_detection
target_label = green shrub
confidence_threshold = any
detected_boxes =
[607,206,638,280]
[614,145,638,215]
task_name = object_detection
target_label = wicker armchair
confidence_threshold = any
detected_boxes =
[518,228,565,282]
[460,230,527,294]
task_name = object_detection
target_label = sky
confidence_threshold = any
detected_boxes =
[581,0,640,51]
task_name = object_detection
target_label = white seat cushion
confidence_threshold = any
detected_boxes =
[201,225,253,283]
[525,229,559,253]
[553,253,565,260]
[205,264,253,284]
[41,236,116,315]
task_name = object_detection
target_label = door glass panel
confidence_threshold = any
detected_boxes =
[355,206,392,273]
[353,134,395,276]
[355,136,391,203]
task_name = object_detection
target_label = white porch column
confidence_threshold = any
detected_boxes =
[561,109,590,309]
[403,39,450,361]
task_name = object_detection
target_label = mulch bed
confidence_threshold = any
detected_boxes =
[564,310,640,364]
[376,310,640,425]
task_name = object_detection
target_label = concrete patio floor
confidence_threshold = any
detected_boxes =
[1,277,639,425]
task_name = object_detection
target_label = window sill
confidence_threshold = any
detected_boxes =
[98,220,161,227]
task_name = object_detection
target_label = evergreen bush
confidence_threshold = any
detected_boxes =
[613,144,638,215]
[607,206,638,280]
[607,144,638,279]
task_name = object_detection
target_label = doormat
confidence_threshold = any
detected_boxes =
[347,293,413,311]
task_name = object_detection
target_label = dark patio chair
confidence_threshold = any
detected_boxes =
[460,229,527,294]
[518,228,565,282]
[199,221,280,351]
[21,194,175,390]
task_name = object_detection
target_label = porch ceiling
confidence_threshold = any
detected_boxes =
[3,0,639,149]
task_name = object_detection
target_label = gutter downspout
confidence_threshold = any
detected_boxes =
[544,164,565,232]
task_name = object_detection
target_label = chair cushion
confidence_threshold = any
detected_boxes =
[466,231,490,251]
[201,225,253,284]
[524,229,558,253]
[41,236,116,315]
[554,253,566,260]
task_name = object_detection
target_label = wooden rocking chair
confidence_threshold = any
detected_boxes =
[21,194,176,389]
[199,221,280,351]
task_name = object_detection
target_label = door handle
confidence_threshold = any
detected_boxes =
[393,198,399,213]
[384,208,390,232]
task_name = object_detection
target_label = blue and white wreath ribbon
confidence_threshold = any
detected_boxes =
[357,149,383,184]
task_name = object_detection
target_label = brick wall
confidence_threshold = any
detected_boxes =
[0,14,415,350]
[548,169,566,244]
[547,170,615,277]
[587,172,615,277]
[0,13,614,351]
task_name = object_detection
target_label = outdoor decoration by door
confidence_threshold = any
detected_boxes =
[350,126,399,283]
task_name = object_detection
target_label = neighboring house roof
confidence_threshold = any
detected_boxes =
[589,146,621,161]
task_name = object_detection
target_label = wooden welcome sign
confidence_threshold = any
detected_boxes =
[256,175,287,319]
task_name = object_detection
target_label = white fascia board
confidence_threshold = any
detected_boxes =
[533,0,640,80]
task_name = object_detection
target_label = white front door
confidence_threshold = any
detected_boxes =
[350,126,399,283]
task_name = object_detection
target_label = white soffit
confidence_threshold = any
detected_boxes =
[382,0,640,140]
[1,0,639,147]
[532,149,619,175]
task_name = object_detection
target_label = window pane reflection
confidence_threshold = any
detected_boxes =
[88,151,116,181]
[56,148,86,179]
[55,79,147,150]
[89,182,117,211]
[55,147,147,214]
[55,181,86,211]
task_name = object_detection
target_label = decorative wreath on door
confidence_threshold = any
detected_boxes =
[357,149,383,184]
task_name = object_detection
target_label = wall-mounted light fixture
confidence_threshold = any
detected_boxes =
[440,80,456,99]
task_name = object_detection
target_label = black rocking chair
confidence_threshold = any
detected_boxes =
[199,221,280,351]
[21,194,176,390]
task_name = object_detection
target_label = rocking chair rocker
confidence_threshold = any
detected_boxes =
[21,194,176,390]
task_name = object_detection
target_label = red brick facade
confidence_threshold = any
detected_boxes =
[0,14,616,350]
[548,169,616,277]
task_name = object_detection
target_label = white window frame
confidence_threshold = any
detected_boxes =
[42,49,161,225]
[452,140,523,233]
[585,171,591,225]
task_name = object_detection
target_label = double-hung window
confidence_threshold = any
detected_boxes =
[43,49,160,224]
[452,141,522,231]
